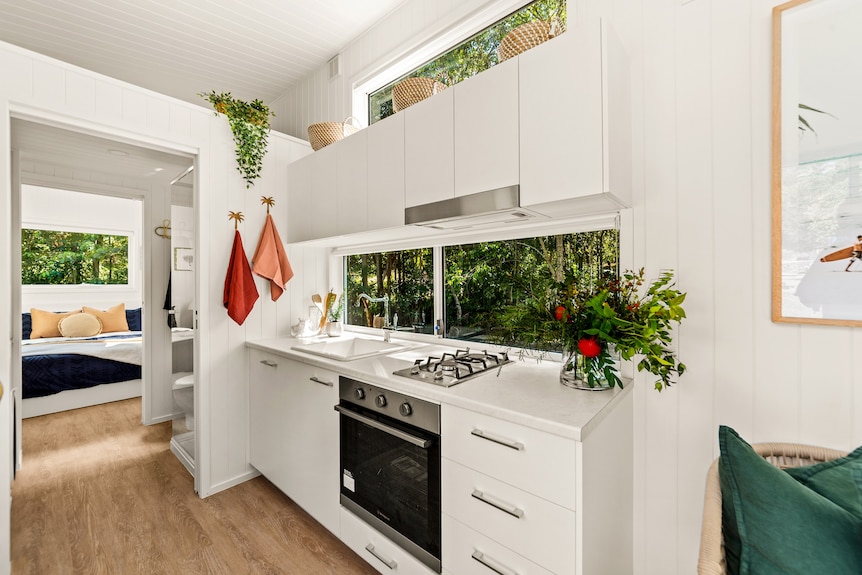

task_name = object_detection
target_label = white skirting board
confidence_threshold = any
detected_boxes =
[22,379,142,418]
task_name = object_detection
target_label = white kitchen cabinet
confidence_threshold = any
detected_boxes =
[519,19,631,210]
[286,145,337,242]
[248,349,340,535]
[441,394,633,575]
[336,130,368,235]
[340,507,438,575]
[453,56,519,197]
[404,88,454,208]
[367,113,405,230]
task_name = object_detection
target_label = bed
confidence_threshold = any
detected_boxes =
[21,307,143,418]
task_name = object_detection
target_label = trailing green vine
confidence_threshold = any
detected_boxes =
[200,91,274,188]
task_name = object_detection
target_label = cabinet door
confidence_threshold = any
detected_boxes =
[404,89,454,208]
[281,360,340,535]
[454,57,519,197]
[309,145,338,239]
[519,21,604,206]
[336,130,368,235]
[286,154,313,243]
[248,349,289,489]
[367,113,405,230]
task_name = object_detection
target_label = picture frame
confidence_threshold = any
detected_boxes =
[174,247,194,272]
[772,0,862,326]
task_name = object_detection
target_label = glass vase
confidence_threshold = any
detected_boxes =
[559,346,616,390]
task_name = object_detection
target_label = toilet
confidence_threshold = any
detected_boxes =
[172,372,195,431]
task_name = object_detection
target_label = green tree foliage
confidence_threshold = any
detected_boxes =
[369,0,566,124]
[21,229,129,285]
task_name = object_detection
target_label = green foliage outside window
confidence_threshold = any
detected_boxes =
[22,229,129,285]
[369,0,566,124]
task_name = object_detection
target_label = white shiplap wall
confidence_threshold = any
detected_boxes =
[0,37,324,570]
[270,0,862,573]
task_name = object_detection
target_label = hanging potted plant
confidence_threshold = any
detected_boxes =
[200,91,274,188]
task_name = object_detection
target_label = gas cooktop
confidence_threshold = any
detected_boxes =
[392,348,512,387]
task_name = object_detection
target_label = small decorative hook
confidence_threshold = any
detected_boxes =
[155,219,171,239]
[228,211,244,230]
[261,196,275,214]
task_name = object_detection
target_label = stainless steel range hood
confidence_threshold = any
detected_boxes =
[404,185,544,231]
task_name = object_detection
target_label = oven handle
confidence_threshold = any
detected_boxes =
[334,405,432,449]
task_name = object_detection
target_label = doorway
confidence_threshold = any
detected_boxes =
[10,117,197,484]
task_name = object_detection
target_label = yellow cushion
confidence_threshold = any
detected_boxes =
[29,308,81,339]
[58,313,102,338]
[82,303,129,333]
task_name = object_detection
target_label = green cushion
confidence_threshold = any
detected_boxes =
[718,426,862,575]
[785,444,862,520]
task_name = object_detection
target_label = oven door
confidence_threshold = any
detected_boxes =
[337,401,441,573]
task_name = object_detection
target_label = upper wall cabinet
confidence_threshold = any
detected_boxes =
[404,88,455,208]
[519,19,631,210]
[336,129,368,236]
[454,56,520,198]
[287,144,336,243]
[367,113,406,230]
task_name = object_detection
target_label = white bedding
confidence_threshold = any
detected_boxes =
[21,331,142,366]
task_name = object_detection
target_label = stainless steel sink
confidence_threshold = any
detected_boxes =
[292,337,411,361]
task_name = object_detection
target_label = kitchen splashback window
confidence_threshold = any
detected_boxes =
[344,248,434,333]
[342,229,619,346]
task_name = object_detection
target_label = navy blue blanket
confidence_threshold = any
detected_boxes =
[22,354,141,398]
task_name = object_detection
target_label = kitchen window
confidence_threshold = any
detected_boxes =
[367,0,566,125]
[342,228,619,347]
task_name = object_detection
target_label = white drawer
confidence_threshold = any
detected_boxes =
[340,507,438,575]
[442,404,577,510]
[442,459,575,575]
[443,515,555,575]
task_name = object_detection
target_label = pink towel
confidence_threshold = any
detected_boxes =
[252,214,294,301]
[224,230,259,325]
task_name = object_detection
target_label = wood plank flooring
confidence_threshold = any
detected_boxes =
[11,398,379,575]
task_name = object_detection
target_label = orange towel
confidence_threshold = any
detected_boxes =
[224,230,259,325]
[252,214,294,301]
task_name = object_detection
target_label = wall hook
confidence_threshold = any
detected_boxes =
[155,219,171,239]
[261,196,275,214]
[228,211,244,230]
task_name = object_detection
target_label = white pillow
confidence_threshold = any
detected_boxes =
[58,312,103,338]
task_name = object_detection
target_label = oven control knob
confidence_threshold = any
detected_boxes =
[354,388,366,401]
[399,402,412,417]
[375,394,387,408]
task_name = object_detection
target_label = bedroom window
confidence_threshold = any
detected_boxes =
[21,228,130,285]
[368,0,566,124]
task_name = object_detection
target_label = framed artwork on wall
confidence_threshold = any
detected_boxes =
[772,0,862,326]
[174,247,193,272]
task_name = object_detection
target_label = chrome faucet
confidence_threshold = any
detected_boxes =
[357,293,390,329]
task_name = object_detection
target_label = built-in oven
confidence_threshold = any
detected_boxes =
[335,376,441,573]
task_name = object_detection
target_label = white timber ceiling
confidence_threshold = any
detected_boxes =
[0,0,405,107]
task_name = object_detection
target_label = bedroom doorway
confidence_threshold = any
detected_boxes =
[10,118,197,481]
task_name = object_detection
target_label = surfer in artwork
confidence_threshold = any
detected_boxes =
[846,235,862,271]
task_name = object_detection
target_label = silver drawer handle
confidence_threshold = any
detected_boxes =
[471,489,524,519]
[259,360,278,368]
[471,428,524,451]
[472,550,519,575]
[309,376,333,387]
[365,543,397,569]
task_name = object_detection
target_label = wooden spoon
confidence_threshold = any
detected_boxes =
[311,294,324,313]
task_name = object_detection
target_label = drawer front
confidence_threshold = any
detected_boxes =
[442,460,575,575]
[442,404,577,510]
[443,515,555,575]
[340,508,437,575]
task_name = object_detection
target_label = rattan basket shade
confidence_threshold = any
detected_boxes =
[307,117,361,151]
[392,77,447,113]
[697,442,848,575]
[498,20,557,62]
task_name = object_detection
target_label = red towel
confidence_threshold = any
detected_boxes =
[224,230,259,325]
[252,214,294,301]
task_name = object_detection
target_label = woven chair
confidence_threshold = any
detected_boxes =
[697,442,848,575]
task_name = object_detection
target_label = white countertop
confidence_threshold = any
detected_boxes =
[246,333,632,442]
